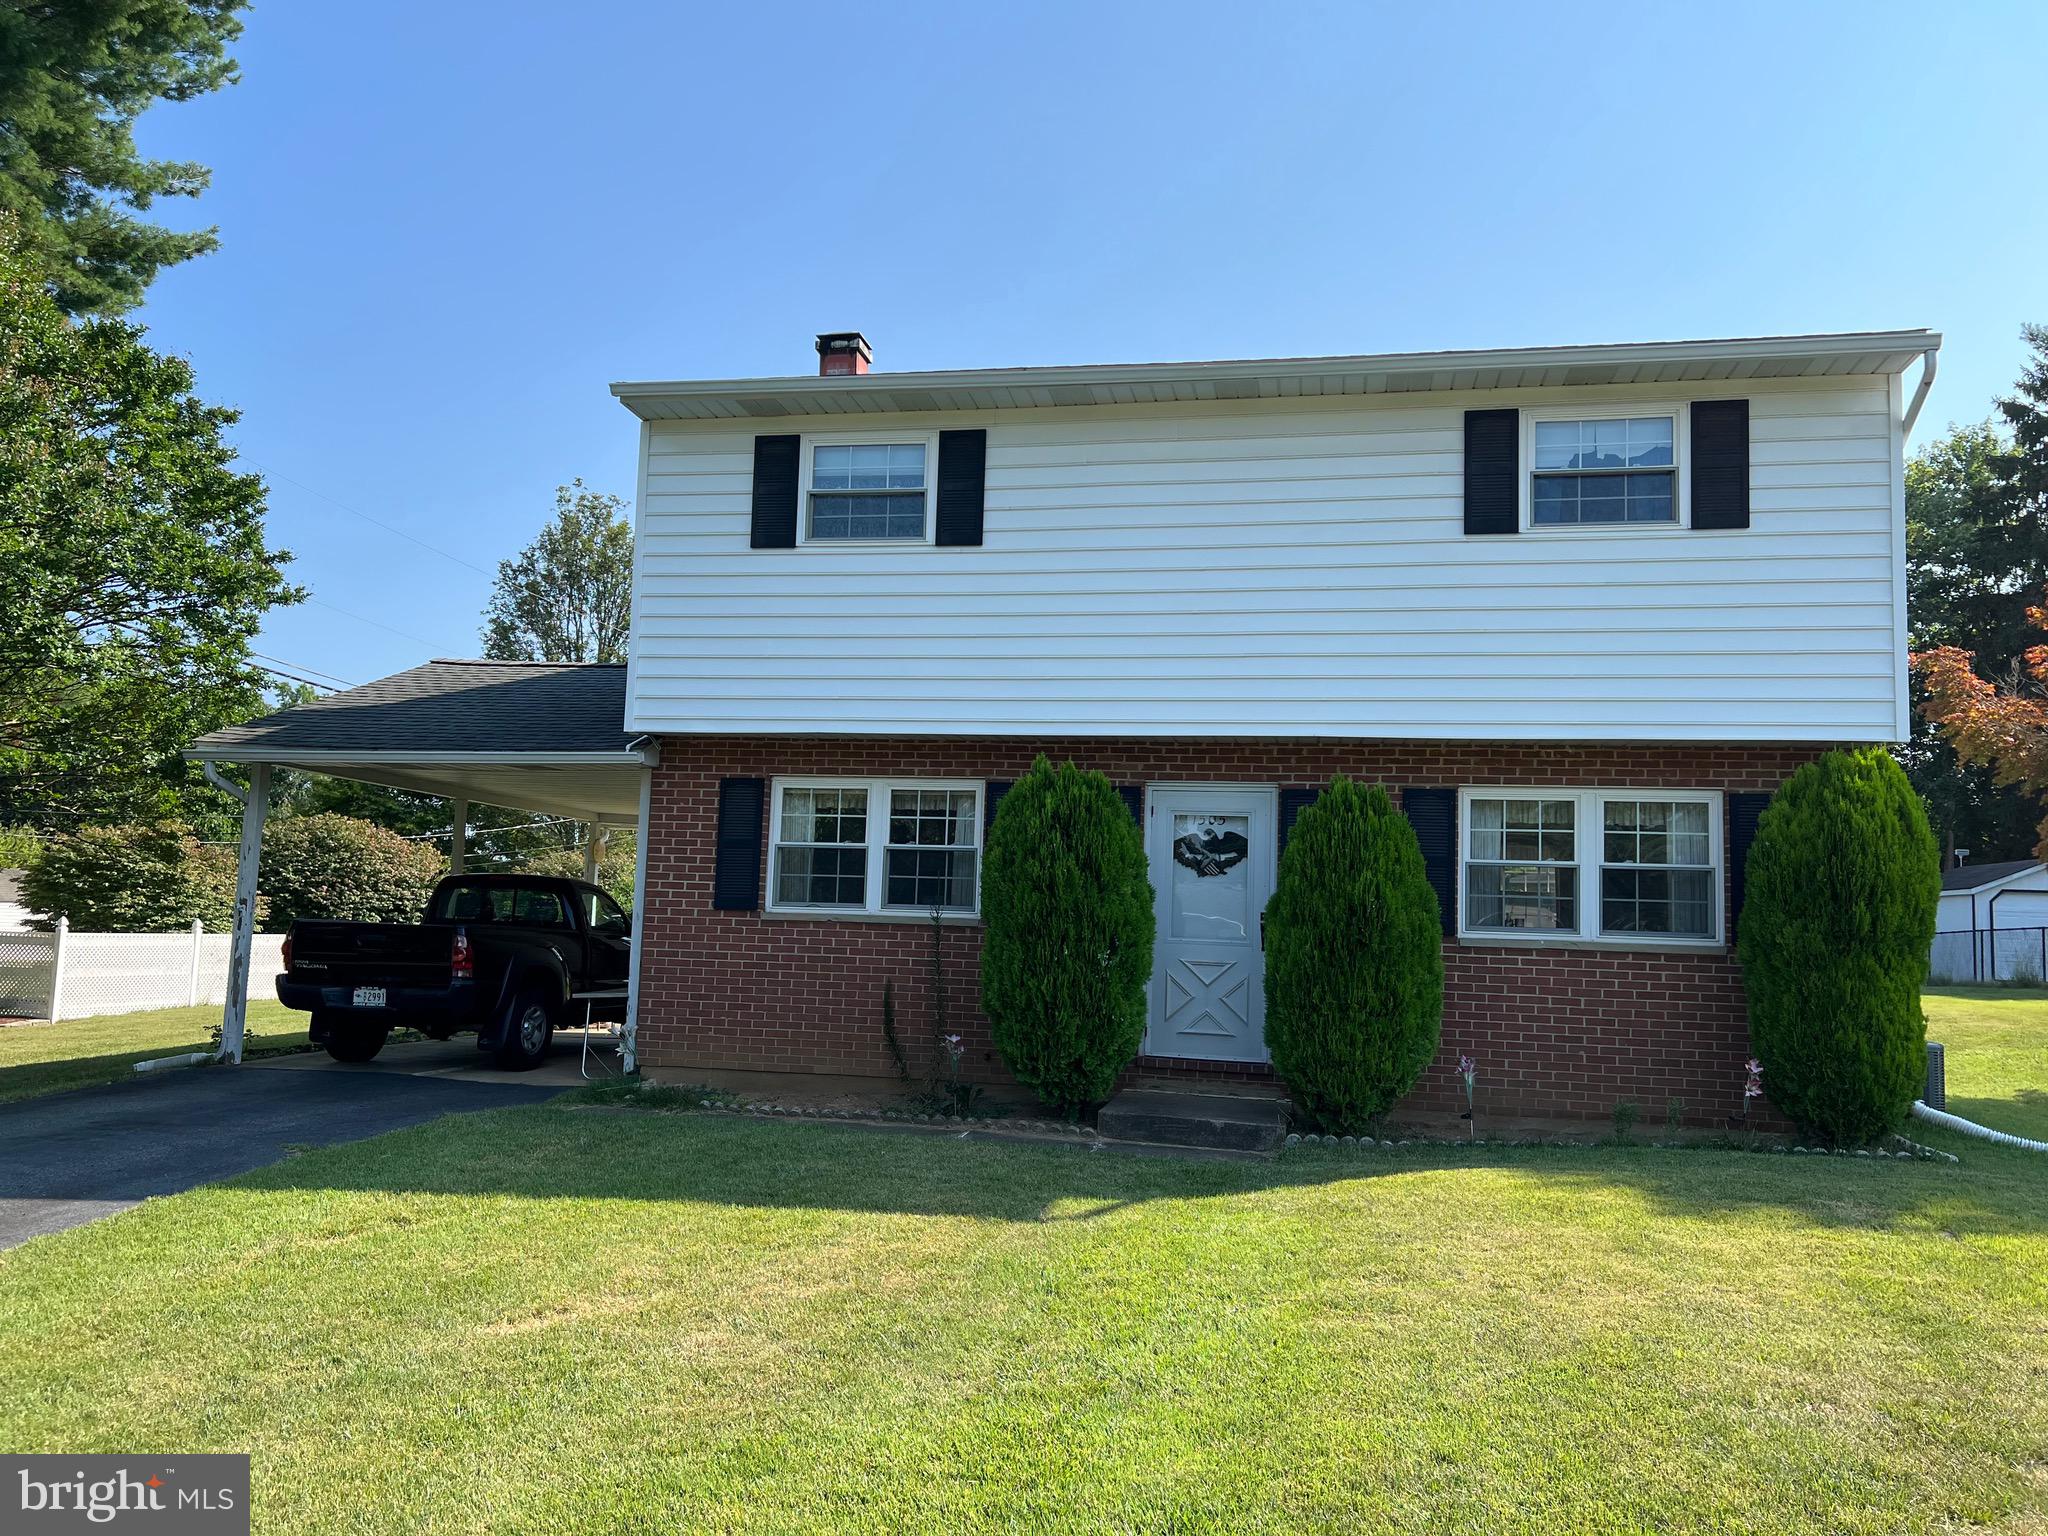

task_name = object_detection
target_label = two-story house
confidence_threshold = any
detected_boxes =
[601,328,1937,1121]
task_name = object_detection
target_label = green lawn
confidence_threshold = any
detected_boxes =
[0,999,305,1103]
[1,1107,2043,1534]
[1923,987,2048,1141]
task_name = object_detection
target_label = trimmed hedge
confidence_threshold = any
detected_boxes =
[980,756,1154,1116]
[1737,748,1940,1145]
[259,814,446,932]
[1263,777,1444,1134]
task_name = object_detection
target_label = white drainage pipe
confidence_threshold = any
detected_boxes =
[1911,1100,2048,1154]
[133,1051,212,1074]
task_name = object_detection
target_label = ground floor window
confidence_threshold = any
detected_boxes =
[770,778,981,916]
[1458,788,1721,945]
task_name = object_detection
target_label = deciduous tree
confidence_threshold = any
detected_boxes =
[258,814,446,932]
[0,216,298,827]
[1915,327,2048,853]
[21,821,240,930]
[1901,420,2043,860]
[482,481,632,664]
[1917,598,2048,854]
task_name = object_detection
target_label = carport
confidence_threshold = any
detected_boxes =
[186,659,656,1070]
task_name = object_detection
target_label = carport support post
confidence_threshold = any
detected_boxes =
[582,823,600,882]
[219,763,271,1065]
[450,797,467,875]
[624,766,652,1075]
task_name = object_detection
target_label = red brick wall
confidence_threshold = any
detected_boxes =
[635,737,1827,1126]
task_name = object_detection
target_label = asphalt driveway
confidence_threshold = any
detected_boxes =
[0,1065,561,1249]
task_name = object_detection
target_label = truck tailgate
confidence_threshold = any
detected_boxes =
[286,921,453,988]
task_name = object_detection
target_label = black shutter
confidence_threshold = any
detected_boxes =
[1690,399,1750,530]
[1117,785,1145,825]
[749,435,800,549]
[935,429,987,546]
[983,780,1012,839]
[1278,787,1319,860]
[712,777,765,911]
[1727,791,1770,937]
[1463,409,1519,535]
[1401,787,1458,937]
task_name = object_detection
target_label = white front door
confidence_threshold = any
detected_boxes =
[1144,786,1277,1063]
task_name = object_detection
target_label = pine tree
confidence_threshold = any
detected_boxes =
[0,1,248,313]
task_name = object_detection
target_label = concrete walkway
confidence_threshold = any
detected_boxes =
[0,1058,563,1250]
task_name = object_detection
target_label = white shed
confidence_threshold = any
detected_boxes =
[0,870,30,933]
[1932,860,2048,984]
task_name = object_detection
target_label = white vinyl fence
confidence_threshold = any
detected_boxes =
[0,919,286,1023]
[1929,926,2048,987]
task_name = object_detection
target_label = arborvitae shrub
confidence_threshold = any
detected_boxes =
[979,756,1154,1116]
[1263,776,1444,1133]
[1737,747,1939,1145]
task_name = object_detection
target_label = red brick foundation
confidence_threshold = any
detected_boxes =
[634,737,1826,1126]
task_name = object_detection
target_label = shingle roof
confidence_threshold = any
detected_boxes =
[190,660,634,757]
[1941,858,2044,893]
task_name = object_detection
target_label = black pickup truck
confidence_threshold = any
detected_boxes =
[276,874,632,1069]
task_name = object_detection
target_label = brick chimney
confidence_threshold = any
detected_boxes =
[815,331,872,377]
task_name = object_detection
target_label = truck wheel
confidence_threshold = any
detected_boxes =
[325,1016,391,1063]
[494,988,554,1070]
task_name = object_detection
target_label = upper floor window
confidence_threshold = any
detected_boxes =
[1530,414,1676,526]
[1459,788,1721,946]
[804,438,933,542]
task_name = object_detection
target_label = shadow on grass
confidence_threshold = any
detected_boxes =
[228,1102,2048,1239]
[0,1034,310,1106]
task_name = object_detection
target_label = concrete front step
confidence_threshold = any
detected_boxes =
[1097,1087,1290,1152]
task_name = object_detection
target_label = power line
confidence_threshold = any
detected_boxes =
[250,651,356,689]
[101,620,350,695]
[250,661,344,694]
[304,596,465,653]
[268,470,495,577]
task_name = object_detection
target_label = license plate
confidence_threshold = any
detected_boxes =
[352,987,387,1008]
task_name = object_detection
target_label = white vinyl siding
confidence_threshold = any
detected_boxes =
[628,378,1904,741]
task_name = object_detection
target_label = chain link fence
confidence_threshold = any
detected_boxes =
[0,922,286,1022]
[1930,926,2048,987]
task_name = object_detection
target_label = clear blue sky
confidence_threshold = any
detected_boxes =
[127,0,2048,691]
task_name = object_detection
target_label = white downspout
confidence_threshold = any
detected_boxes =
[1900,345,1940,440]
